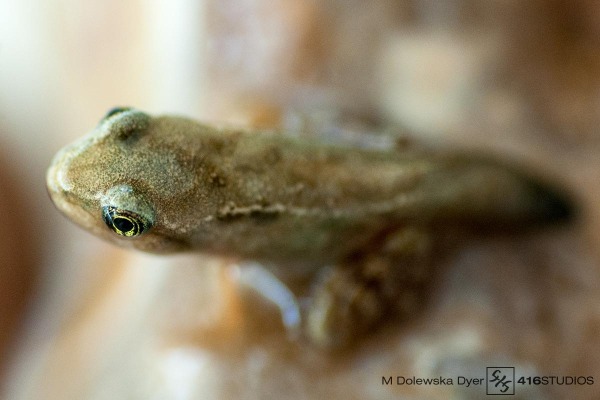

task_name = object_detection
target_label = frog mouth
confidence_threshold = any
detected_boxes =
[46,147,71,196]
[46,148,99,234]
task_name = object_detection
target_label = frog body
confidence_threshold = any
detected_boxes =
[46,108,571,348]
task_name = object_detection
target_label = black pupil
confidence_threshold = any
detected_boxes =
[114,217,134,233]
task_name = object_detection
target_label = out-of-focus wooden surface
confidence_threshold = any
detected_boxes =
[2,1,600,399]
[0,146,37,391]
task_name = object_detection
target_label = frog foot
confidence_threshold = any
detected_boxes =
[305,228,433,349]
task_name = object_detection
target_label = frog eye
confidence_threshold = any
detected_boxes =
[103,107,132,121]
[102,206,151,237]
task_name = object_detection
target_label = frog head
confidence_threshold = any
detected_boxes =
[46,107,199,253]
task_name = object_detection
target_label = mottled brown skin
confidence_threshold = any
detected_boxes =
[46,108,571,348]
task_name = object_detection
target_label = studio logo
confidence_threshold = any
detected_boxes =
[487,367,515,395]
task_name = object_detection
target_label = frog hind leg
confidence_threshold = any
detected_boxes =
[305,227,433,349]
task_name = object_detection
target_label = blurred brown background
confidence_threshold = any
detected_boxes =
[1,1,600,399]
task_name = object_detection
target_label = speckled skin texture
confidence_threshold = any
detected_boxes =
[46,108,571,347]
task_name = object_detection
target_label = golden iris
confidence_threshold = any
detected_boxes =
[102,206,149,237]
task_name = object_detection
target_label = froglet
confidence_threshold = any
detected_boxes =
[46,108,572,348]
